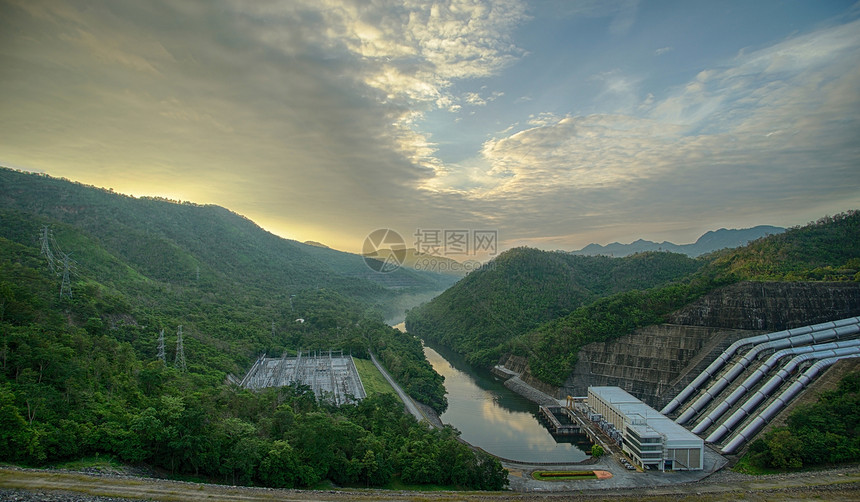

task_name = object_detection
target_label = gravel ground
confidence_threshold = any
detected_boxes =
[0,489,139,502]
[1,464,859,502]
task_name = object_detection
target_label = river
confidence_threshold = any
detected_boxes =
[393,323,589,463]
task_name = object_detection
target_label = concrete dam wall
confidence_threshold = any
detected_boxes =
[562,325,754,408]
[668,281,860,331]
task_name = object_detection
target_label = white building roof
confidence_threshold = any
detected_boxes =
[589,386,702,447]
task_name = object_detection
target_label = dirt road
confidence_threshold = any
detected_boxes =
[2,464,859,501]
[368,351,431,424]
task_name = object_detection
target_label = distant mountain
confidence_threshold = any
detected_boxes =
[570,225,785,258]
[303,240,330,249]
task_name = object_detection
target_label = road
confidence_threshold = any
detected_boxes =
[2,465,859,501]
[368,351,431,424]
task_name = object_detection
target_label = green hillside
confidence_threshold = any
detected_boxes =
[407,211,860,385]
[704,212,860,282]
[0,168,452,314]
[0,168,508,489]
[406,248,703,367]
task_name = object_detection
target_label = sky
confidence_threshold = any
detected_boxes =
[2,0,859,256]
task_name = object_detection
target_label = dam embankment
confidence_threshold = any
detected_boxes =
[496,282,860,410]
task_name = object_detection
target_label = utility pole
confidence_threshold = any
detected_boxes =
[39,226,56,273]
[157,329,166,363]
[175,325,187,371]
[59,252,73,299]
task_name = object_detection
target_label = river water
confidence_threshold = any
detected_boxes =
[393,323,589,462]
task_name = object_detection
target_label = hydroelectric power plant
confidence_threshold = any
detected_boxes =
[490,282,860,469]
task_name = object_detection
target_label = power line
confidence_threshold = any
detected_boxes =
[157,329,166,363]
[58,252,74,299]
[39,226,56,273]
[174,325,187,371]
[40,226,77,298]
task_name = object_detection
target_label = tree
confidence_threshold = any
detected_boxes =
[0,384,29,460]
[359,449,379,488]
[768,429,803,469]
[258,440,312,488]
[591,444,605,458]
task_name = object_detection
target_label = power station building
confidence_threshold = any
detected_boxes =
[587,386,704,471]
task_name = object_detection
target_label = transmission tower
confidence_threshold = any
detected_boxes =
[157,329,166,363]
[59,252,74,299]
[39,226,56,273]
[174,325,187,371]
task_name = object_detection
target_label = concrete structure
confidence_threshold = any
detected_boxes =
[539,405,581,435]
[587,386,703,471]
[562,282,860,410]
[240,350,366,406]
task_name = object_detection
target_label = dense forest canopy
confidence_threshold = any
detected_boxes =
[0,168,493,488]
[743,370,860,470]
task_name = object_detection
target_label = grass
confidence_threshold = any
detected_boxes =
[353,357,397,397]
[731,455,786,475]
[48,455,125,471]
[532,470,597,481]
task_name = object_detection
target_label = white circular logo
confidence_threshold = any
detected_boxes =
[363,229,407,273]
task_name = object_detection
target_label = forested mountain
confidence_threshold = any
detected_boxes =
[0,168,455,314]
[570,225,785,257]
[407,211,860,385]
[0,168,507,489]
[406,248,703,367]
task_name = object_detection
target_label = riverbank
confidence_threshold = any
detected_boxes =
[501,375,559,406]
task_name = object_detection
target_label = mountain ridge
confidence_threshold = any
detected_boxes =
[0,167,454,311]
[571,225,785,257]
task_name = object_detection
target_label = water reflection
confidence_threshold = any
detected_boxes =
[422,341,589,463]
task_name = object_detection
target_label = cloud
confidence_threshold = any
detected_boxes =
[608,0,638,35]
[1,0,857,252]
[424,18,860,241]
[227,0,528,180]
[592,70,642,112]
[0,0,531,249]
[655,46,673,55]
[231,0,526,106]
[541,0,639,34]
[478,114,685,195]
[463,90,504,107]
